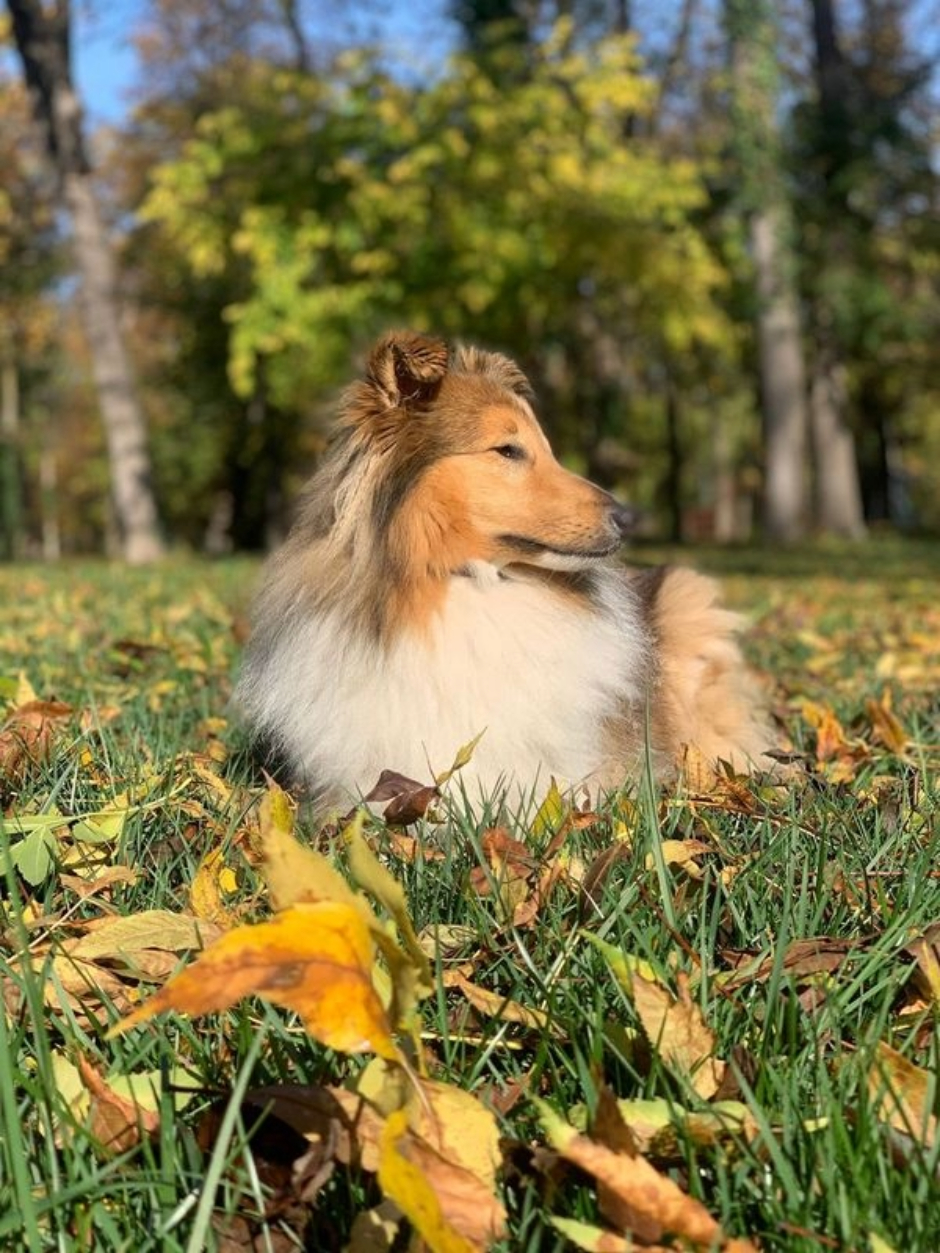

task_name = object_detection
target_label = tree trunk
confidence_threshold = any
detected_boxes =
[726,0,810,542]
[809,346,866,538]
[806,0,867,539]
[40,428,61,561]
[6,0,164,563]
[663,376,683,543]
[64,172,165,561]
[712,418,738,542]
[1,357,24,560]
[750,206,809,541]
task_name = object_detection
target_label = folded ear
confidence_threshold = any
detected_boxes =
[367,330,450,409]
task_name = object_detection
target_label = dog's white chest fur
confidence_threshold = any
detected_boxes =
[244,567,648,804]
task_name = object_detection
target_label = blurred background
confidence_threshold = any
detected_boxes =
[1,0,938,562]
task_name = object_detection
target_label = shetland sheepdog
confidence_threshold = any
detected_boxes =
[237,331,773,808]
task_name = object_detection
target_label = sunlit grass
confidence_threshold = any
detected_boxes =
[1,541,938,1251]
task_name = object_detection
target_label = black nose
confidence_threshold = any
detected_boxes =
[611,504,638,536]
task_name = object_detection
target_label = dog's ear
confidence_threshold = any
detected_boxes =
[367,331,450,410]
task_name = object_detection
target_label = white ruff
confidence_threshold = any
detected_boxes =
[239,567,648,805]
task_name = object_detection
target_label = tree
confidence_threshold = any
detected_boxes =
[5,0,164,562]
[135,20,734,543]
[801,0,866,539]
[725,0,809,542]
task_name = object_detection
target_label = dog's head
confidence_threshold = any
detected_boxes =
[337,330,634,578]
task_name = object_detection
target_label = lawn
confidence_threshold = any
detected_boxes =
[1,539,938,1252]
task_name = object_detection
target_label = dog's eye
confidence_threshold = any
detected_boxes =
[493,444,526,462]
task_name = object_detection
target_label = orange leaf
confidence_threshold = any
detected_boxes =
[865,691,909,755]
[78,1057,160,1155]
[537,1100,722,1247]
[111,902,401,1060]
[0,698,72,788]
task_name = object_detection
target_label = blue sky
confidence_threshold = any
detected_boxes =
[73,0,940,127]
[72,0,456,125]
[74,0,142,124]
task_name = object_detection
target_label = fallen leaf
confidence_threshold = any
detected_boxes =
[378,1107,505,1252]
[259,784,361,912]
[190,847,239,927]
[903,922,940,1003]
[0,698,73,791]
[347,1199,403,1252]
[344,813,433,1000]
[443,970,555,1035]
[721,937,857,989]
[70,909,220,968]
[535,1099,722,1247]
[78,1056,161,1154]
[531,779,567,837]
[587,936,724,1099]
[111,902,402,1062]
[865,690,909,755]
[362,769,442,825]
[867,1041,937,1149]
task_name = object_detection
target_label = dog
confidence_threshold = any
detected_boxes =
[236,330,773,808]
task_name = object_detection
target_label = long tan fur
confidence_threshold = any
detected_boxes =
[237,331,776,806]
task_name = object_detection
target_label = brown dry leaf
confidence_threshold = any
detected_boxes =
[865,691,909,755]
[903,922,940,1003]
[378,1107,506,1252]
[78,1056,161,1154]
[681,742,720,792]
[347,1199,403,1252]
[443,969,555,1035]
[43,953,136,1019]
[469,827,533,908]
[364,769,441,824]
[512,860,566,929]
[721,937,857,990]
[60,865,139,899]
[246,1082,381,1172]
[630,972,725,1100]
[111,902,402,1062]
[867,1041,938,1149]
[590,1087,646,1234]
[536,1099,722,1248]
[0,698,73,789]
[800,699,869,781]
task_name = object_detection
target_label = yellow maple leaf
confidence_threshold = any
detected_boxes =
[110,901,401,1061]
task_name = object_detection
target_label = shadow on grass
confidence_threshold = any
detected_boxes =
[628,533,940,584]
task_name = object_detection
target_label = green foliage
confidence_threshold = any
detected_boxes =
[139,25,732,417]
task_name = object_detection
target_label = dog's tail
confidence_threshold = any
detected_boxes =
[641,567,775,779]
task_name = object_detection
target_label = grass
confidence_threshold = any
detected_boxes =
[1,539,939,1252]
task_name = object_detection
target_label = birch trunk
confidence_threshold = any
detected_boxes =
[750,205,809,541]
[806,0,867,538]
[726,0,810,542]
[1,358,23,559]
[809,347,866,538]
[6,0,164,563]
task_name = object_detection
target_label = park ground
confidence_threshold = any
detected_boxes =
[1,538,938,1251]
